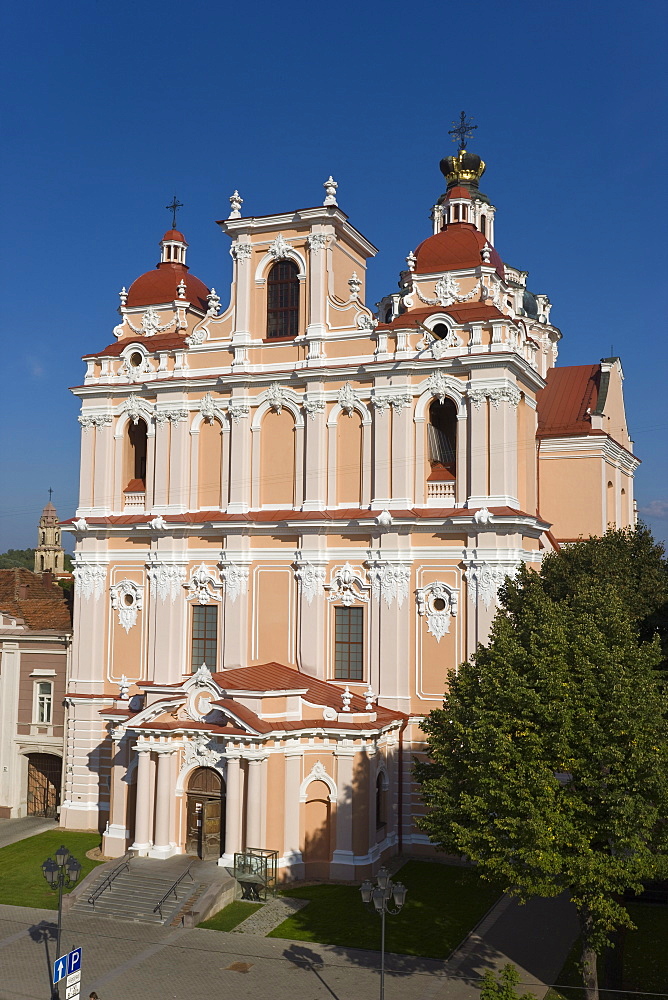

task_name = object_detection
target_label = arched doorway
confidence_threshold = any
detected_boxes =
[186,767,225,860]
[26,754,61,817]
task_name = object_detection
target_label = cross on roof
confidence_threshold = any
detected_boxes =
[48,487,53,502]
[448,111,477,151]
[166,196,183,229]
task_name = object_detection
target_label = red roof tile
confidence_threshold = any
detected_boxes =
[536,365,599,437]
[0,568,72,631]
[377,303,506,331]
[413,223,504,278]
[126,261,209,311]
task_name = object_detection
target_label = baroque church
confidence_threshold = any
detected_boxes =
[61,140,637,877]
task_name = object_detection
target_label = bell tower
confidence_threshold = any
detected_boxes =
[34,495,65,576]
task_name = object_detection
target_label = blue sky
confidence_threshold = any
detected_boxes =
[1,0,666,550]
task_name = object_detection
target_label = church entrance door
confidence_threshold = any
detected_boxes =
[185,767,225,860]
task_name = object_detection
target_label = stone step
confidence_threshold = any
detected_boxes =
[72,865,203,925]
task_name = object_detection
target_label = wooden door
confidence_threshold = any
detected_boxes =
[202,798,222,860]
[186,796,203,856]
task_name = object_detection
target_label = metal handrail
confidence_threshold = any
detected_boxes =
[88,855,131,906]
[153,865,194,919]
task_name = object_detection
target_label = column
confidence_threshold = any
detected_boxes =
[390,402,412,506]
[151,748,176,858]
[245,756,266,848]
[488,397,518,507]
[467,396,489,506]
[221,752,242,866]
[102,733,130,856]
[331,747,356,879]
[227,409,251,513]
[283,748,304,877]
[302,386,327,510]
[371,404,392,507]
[455,411,468,507]
[131,748,153,854]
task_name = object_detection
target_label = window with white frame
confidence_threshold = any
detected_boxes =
[34,681,53,724]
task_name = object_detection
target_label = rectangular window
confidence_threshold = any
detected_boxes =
[36,681,53,724]
[191,605,218,672]
[334,606,364,681]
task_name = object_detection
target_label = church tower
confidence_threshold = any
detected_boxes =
[34,498,65,576]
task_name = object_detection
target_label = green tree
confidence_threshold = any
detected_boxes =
[480,964,537,1000]
[0,548,35,569]
[415,568,668,1000]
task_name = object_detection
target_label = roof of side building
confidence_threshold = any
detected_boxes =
[0,568,72,631]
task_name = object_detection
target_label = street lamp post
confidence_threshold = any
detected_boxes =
[41,845,81,1000]
[359,867,407,1000]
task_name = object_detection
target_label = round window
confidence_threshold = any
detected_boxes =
[130,351,143,368]
[123,593,135,607]
[433,597,446,611]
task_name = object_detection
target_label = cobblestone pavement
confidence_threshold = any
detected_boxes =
[233,896,310,935]
[0,889,578,1000]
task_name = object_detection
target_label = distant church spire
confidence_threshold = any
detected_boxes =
[34,495,65,576]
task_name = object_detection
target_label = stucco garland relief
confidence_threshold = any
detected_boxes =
[126,307,176,338]
[146,556,186,602]
[415,582,458,642]
[220,562,249,603]
[230,240,252,262]
[110,579,144,632]
[228,402,250,424]
[154,406,188,425]
[467,384,521,409]
[72,557,106,600]
[368,561,411,608]
[302,397,326,420]
[371,391,412,415]
[294,562,327,605]
[326,563,369,606]
[307,233,330,254]
[78,412,113,430]
[465,562,520,609]
[184,563,223,605]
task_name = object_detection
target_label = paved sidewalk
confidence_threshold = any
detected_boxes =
[0,817,57,850]
[0,889,578,1000]
[233,895,310,934]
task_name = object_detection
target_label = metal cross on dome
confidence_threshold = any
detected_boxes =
[48,487,53,501]
[166,196,183,229]
[448,111,477,151]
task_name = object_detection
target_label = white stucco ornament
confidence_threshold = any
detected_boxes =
[124,394,149,425]
[228,402,250,423]
[415,582,458,642]
[302,396,325,420]
[185,563,222,605]
[184,733,220,769]
[368,562,411,608]
[323,176,338,206]
[266,382,288,414]
[294,563,326,605]
[341,688,352,712]
[473,507,493,525]
[125,307,175,338]
[307,233,329,254]
[338,382,358,415]
[148,515,168,531]
[220,562,249,603]
[199,392,224,424]
[147,557,185,602]
[206,288,221,316]
[118,675,130,700]
[427,370,451,403]
[348,272,362,299]
[364,685,376,710]
[73,559,106,600]
[110,579,144,632]
[326,563,369,606]
[73,517,89,532]
[192,662,213,687]
[465,562,519,609]
[375,509,393,530]
[268,234,292,261]
[230,240,252,262]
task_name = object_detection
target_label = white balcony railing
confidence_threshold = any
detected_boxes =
[427,480,455,501]
[123,491,146,511]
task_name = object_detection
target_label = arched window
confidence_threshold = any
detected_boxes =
[428,399,457,475]
[267,260,299,339]
[125,418,147,487]
[480,214,487,236]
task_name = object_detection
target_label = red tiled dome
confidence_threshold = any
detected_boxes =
[413,223,504,278]
[161,229,188,244]
[126,262,209,312]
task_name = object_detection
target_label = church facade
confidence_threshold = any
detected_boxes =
[60,146,637,877]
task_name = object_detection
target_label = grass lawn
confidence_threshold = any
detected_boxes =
[0,831,103,909]
[546,902,668,1000]
[198,900,263,931]
[267,860,502,959]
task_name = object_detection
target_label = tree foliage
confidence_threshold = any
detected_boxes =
[480,964,537,1000]
[415,527,668,999]
[0,548,35,569]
